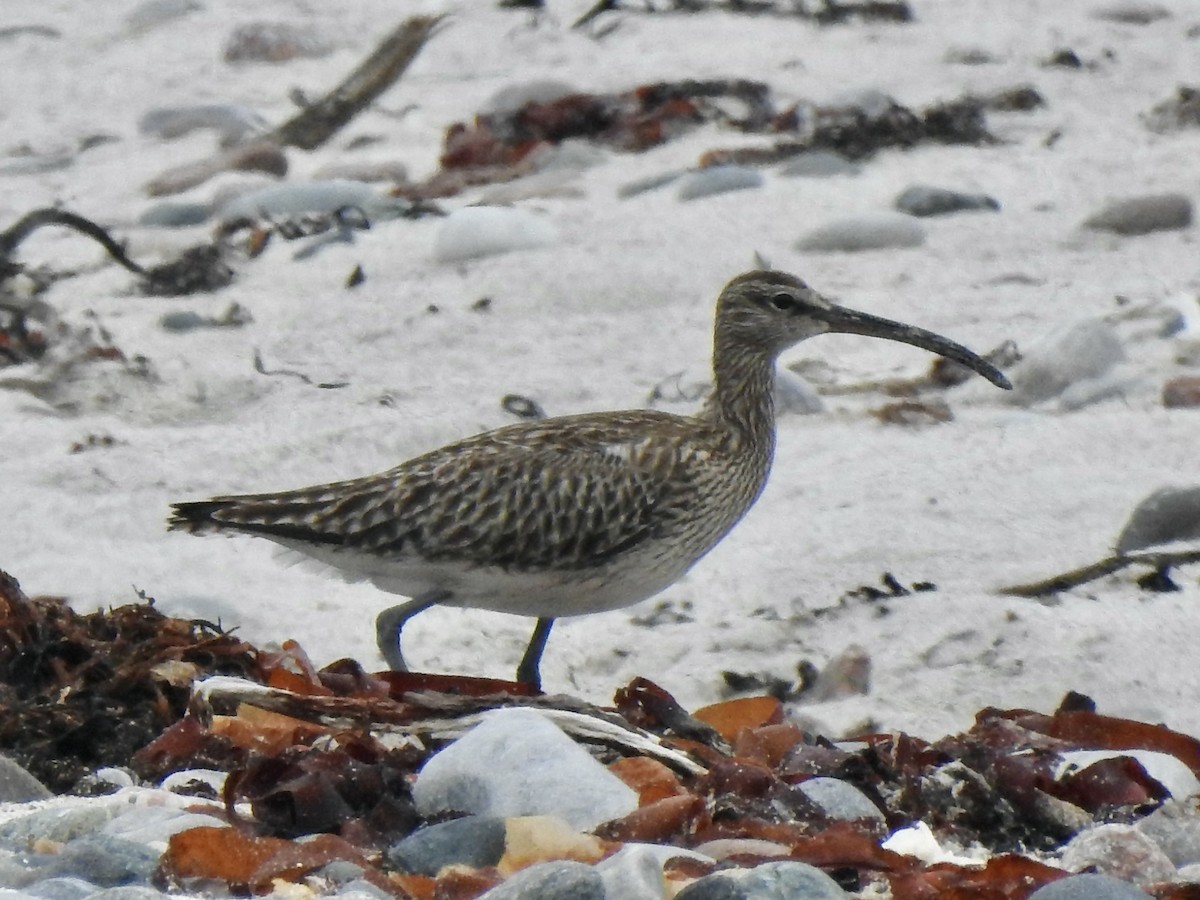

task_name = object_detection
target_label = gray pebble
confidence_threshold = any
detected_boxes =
[796,212,926,253]
[23,879,98,900]
[676,874,745,900]
[1083,193,1193,235]
[778,151,860,178]
[0,755,52,803]
[1060,824,1175,885]
[159,311,209,333]
[216,180,391,225]
[1091,2,1170,24]
[797,777,883,822]
[678,166,764,201]
[596,844,668,900]
[1010,319,1124,403]
[894,184,1000,217]
[42,836,160,887]
[619,170,685,198]
[385,816,506,876]
[87,889,169,900]
[1137,800,1200,866]
[738,861,848,899]
[123,0,201,31]
[137,202,210,228]
[0,805,119,848]
[477,860,605,900]
[1028,873,1152,899]
[138,104,266,147]
[1115,485,1200,554]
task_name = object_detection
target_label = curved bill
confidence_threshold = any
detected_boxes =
[817,305,1012,390]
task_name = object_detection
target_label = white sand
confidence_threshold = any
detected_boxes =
[2,0,1197,740]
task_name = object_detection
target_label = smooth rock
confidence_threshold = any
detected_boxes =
[737,861,848,899]
[619,170,686,198]
[1115,486,1200,554]
[1057,371,1142,411]
[1083,193,1193,235]
[675,874,745,900]
[1163,376,1200,408]
[1137,799,1200,866]
[677,166,764,201]
[1060,824,1175,885]
[223,21,334,64]
[412,708,637,831]
[41,835,160,887]
[778,151,860,178]
[87,889,169,900]
[0,805,119,847]
[433,207,559,263]
[1143,86,1200,134]
[797,777,883,821]
[138,104,267,146]
[385,815,506,875]
[123,0,201,31]
[1028,873,1152,899]
[138,201,209,228]
[596,844,667,900]
[894,184,1000,217]
[1091,2,1170,24]
[100,805,225,846]
[23,879,98,900]
[796,212,926,253]
[476,860,604,900]
[774,369,823,415]
[1010,319,1124,403]
[0,755,52,802]
[216,180,389,224]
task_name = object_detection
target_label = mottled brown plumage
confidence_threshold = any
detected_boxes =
[169,270,1010,687]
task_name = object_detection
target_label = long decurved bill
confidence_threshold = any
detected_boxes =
[819,305,1012,390]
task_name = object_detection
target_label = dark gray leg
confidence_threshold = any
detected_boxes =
[375,590,451,671]
[515,617,555,690]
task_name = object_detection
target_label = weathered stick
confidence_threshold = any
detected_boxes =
[269,15,445,151]
[999,549,1200,598]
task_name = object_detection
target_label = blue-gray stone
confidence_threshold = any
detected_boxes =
[675,874,745,900]
[1028,873,1152,899]
[798,778,884,822]
[619,170,685,199]
[477,861,604,900]
[779,151,860,178]
[678,166,764,201]
[0,756,52,803]
[138,202,210,228]
[42,835,160,887]
[385,816,506,876]
[24,878,99,900]
[87,889,169,900]
[334,880,392,900]
[138,104,265,145]
[1083,193,1193,235]
[737,862,847,899]
[159,311,209,332]
[796,212,926,253]
[596,844,667,900]
[0,805,119,848]
[894,185,1000,217]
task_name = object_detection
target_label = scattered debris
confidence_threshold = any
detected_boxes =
[142,245,236,296]
[345,264,365,288]
[252,350,350,389]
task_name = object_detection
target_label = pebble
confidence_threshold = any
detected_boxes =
[778,151,860,178]
[215,180,390,224]
[894,184,1000,217]
[477,860,604,900]
[1057,372,1142,411]
[137,202,209,228]
[38,835,161,887]
[1163,376,1200,408]
[1137,800,1200,866]
[433,206,560,263]
[122,0,201,32]
[774,369,823,415]
[1082,193,1193,235]
[1027,873,1152,899]
[0,756,52,803]
[138,105,267,147]
[1143,86,1200,134]
[795,212,926,253]
[1114,486,1200,554]
[1060,824,1175,885]
[1009,319,1124,404]
[595,844,668,900]
[797,777,883,822]
[677,166,764,201]
[619,171,686,199]
[385,815,506,875]
[23,878,98,900]
[677,862,847,899]
[1090,2,1170,24]
[222,22,334,64]
[411,708,638,831]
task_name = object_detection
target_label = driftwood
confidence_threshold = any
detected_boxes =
[0,208,146,276]
[1000,549,1200,598]
[268,15,445,151]
[573,0,912,29]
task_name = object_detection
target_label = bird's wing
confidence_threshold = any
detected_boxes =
[169,412,706,571]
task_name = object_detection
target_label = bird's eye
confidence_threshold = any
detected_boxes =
[769,291,795,311]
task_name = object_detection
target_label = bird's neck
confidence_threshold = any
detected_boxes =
[701,335,778,460]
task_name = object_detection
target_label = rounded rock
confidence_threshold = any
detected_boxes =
[796,212,926,253]
[596,844,668,900]
[476,860,605,900]
[894,184,1000,217]
[797,777,884,821]
[0,755,52,803]
[1082,193,1193,235]
[1115,486,1200,554]
[385,815,507,876]
[1028,873,1152,899]
[778,151,860,178]
[433,206,559,263]
[737,861,848,899]
[677,166,764,201]
[1010,319,1124,403]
